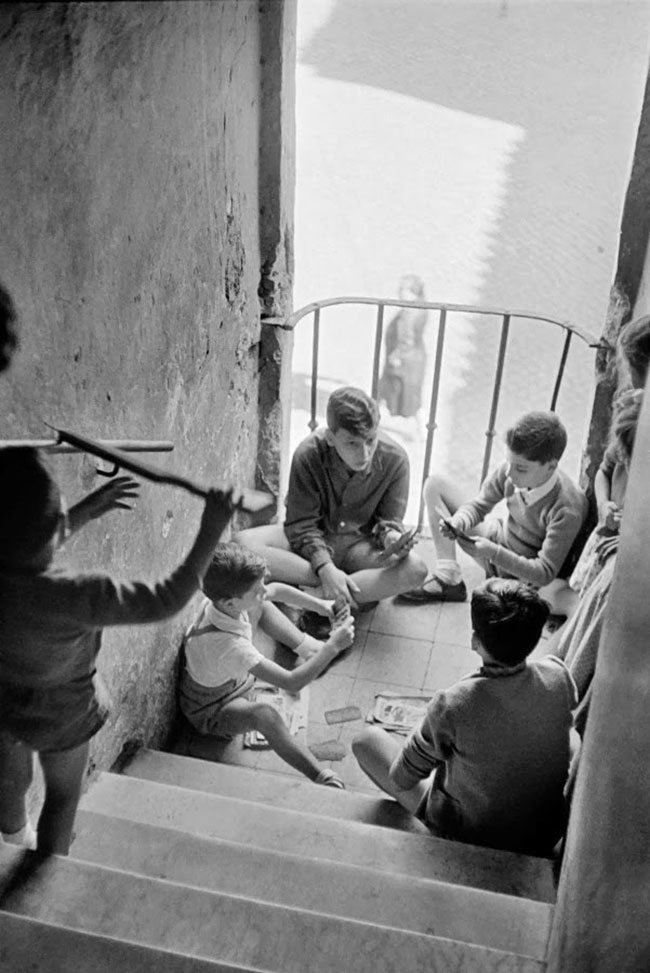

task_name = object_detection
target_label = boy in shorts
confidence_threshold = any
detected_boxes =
[179,543,355,787]
[352,579,578,855]
[236,386,427,611]
[0,446,237,855]
[400,411,588,604]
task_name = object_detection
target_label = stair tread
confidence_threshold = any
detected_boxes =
[124,748,428,835]
[0,910,255,972]
[80,772,556,902]
[0,846,544,972]
[73,811,553,959]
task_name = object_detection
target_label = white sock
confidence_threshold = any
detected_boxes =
[2,821,37,850]
[294,633,321,660]
[432,559,463,585]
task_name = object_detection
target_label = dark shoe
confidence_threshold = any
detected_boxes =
[299,610,331,640]
[396,576,467,604]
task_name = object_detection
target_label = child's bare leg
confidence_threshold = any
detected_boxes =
[234,525,318,587]
[217,699,326,781]
[259,602,320,659]
[37,741,89,855]
[0,731,33,835]
[352,727,427,814]
[423,473,469,566]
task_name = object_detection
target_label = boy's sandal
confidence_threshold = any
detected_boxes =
[315,768,346,789]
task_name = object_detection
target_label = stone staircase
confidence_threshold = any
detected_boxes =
[0,748,556,971]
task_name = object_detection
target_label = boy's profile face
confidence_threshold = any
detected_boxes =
[225,576,267,614]
[506,450,556,490]
[327,427,378,472]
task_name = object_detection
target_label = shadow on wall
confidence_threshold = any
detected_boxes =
[299,0,649,489]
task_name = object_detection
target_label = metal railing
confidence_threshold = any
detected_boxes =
[264,297,606,527]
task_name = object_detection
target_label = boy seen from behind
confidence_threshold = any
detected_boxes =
[353,579,578,855]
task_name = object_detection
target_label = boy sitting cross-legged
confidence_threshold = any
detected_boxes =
[399,410,588,605]
[353,579,578,855]
[179,542,354,788]
[235,386,427,618]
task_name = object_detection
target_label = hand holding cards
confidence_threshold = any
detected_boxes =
[377,526,418,562]
[434,507,476,545]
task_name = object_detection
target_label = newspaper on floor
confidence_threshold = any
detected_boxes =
[243,682,309,748]
[366,691,431,735]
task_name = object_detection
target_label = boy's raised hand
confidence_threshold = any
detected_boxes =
[67,475,141,534]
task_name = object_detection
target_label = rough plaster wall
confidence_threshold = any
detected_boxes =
[0,1,263,773]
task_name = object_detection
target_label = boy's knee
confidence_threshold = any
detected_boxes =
[423,473,446,504]
[402,553,428,587]
[252,703,283,734]
[351,726,383,760]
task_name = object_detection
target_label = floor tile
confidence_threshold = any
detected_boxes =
[307,673,355,724]
[423,641,479,693]
[433,602,473,647]
[322,627,367,678]
[359,632,432,688]
[370,597,440,641]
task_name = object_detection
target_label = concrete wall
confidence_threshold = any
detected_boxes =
[0,1,293,774]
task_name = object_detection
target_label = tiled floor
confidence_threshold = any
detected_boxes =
[177,538,520,794]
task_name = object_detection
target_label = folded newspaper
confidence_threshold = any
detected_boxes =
[366,691,431,734]
[244,683,309,749]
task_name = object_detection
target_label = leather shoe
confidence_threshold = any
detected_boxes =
[397,577,467,603]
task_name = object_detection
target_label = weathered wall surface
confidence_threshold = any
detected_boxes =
[0,1,275,773]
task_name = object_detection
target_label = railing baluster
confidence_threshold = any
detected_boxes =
[370,304,385,400]
[481,314,510,485]
[309,307,320,432]
[551,330,572,411]
[418,308,447,531]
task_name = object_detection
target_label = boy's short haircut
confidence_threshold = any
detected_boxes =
[619,314,650,388]
[505,411,567,463]
[0,447,62,559]
[0,282,18,373]
[471,579,550,666]
[326,386,379,437]
[202,542,266,602]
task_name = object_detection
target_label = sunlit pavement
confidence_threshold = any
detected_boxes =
[290,0,650,521]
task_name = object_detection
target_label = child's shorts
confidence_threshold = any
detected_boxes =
[179,669,255,738]
[0,673,111,753]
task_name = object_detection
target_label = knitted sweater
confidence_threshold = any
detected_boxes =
[454,464,588,586]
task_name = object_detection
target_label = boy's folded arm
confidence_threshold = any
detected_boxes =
[389,694,452,790]
[454,466,506,530]
[490,507,585,587]
[284,455,333,571]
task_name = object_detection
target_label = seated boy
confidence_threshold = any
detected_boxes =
[236,386,427,611]
[400,410,588,604]
[179,543,354,787]
[352,579,578,855]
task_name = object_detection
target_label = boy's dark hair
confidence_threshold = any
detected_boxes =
[505,411,567,463]
[0,447,62,559]
[326,386,379,436]
[619,314,650,389]
[471,579,550,666]
[0,282,19,373]
[202,542,266,602]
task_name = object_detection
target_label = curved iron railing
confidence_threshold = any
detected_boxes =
[264,297,607,528]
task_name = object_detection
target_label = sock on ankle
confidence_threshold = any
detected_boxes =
[2,821,37,850]
[314,768,345,789]
[433,559,463,586]
[295,633,321,660]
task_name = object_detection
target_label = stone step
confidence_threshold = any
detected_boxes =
[124,747,428,834]
[0,908,253,972]
[73,811,553,960]
[0,845,543,973]
[80,772,556,902]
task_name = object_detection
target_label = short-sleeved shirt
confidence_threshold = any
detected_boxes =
[183,599,264,691]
